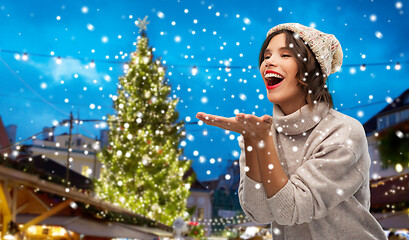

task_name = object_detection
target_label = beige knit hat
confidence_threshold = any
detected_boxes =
[266,23,343,77]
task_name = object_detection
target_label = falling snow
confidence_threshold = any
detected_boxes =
[273,228,281,235]
[2,0,407,182]
[396,130,404,139]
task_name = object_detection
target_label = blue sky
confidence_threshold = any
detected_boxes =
[0,0,408,181]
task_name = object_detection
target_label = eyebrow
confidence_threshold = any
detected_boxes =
[264,47,292,54]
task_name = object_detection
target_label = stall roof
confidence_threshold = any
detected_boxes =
[0,164,173,236]
[0,164,140,217]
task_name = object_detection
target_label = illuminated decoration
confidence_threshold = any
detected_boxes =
[185,214,250,230]
[0,49,406,71]
[370,172,409,214]
[25,225,70,238]
[191,66,198,76]
[135,16,150,33]
[22,53,28,61]
[395,62,401,70]
[395,163,403,173]
[3,233,15,240]
[95,23,193,226]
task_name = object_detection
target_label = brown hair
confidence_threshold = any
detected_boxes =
[258,30,333,110]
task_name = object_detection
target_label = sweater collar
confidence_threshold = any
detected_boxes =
[272,102,330,135]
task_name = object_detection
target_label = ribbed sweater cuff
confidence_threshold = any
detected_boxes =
[267,180,295,222]
[243,175,268,207]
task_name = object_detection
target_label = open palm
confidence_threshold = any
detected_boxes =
[196,112,272,139]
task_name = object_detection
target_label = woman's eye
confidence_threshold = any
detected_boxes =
[282,54,291,57]
[264,56,270,60]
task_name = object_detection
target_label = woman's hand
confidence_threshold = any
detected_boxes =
[196,112,244,134]
[235,113,273,140]
[196,112,273,139]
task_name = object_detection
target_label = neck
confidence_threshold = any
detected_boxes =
[278,100,308,115]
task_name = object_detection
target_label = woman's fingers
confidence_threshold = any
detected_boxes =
[196,113,242,132]
[237,114,261,125]
[261,115,273,124]
[196,112,209,120]
[196,112,272,134]
[196,113,224,123]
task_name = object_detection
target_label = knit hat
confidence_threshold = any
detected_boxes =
[266,23,343,77]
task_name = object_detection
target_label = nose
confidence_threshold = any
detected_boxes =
[265,55,278,67]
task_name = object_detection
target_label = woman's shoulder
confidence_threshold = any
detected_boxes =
[326,109,365,134]
[314,108,367,148]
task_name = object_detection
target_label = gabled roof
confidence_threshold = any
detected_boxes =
[364,89,409,135]
[376,89,409,116]
[201,179,221,191]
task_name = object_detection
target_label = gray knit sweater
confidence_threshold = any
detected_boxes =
[238,102,386,240]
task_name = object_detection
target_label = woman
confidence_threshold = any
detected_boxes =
[196,23,386,239]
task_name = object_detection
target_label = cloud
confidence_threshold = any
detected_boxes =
[28,58,108,86]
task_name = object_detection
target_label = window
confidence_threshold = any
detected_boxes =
[377,112,405,131]
[76,138,82,146]
[197,208,204,220]
[187,196,194,205]
[81,165,92,178]
[377,117,386,131]
[389,113,396,126]
[401,108,409,122]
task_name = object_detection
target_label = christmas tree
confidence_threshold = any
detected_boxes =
[96,17,193,226]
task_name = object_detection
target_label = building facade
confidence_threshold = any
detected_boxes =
[186,182,213,235]
[364,89,409,179]
[29,133,102,179]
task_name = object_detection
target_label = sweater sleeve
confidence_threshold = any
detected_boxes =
[265,144,366,226]
[237,136,274,224]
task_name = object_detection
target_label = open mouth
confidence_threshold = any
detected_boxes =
[265,71,284,89]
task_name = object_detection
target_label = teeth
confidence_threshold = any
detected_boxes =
[265,73,283,79]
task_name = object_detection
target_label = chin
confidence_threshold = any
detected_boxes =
[266,94,280,104]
